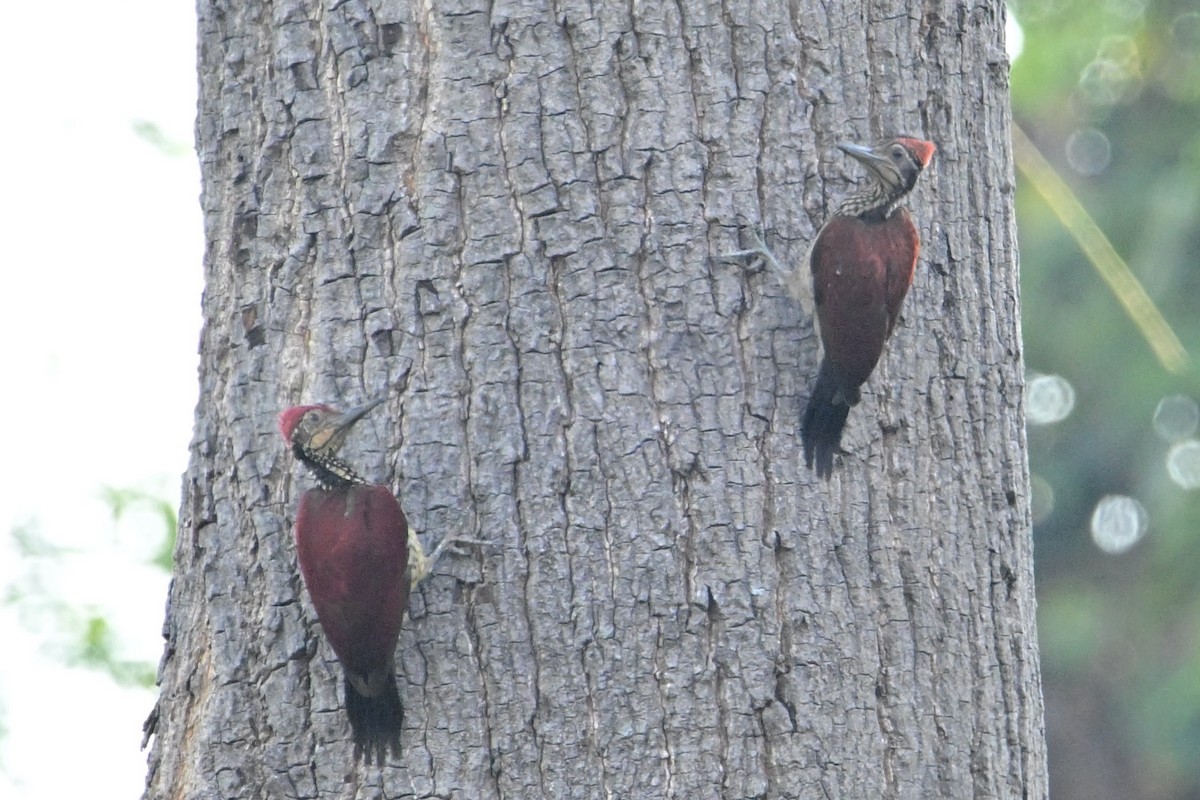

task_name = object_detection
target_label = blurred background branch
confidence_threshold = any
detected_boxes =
[1012,122,1188,373]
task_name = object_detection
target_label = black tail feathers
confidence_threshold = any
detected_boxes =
[801,360,856,479]
[344,671,403,765]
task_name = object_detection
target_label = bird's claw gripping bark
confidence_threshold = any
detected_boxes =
[407,531,489,586]
[719,223,788,277]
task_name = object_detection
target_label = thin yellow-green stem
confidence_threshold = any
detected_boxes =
[1011,122,1189,374]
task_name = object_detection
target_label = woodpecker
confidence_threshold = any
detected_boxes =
[802,137,936,478]
[727,137,936,478]
[278,398,453,764]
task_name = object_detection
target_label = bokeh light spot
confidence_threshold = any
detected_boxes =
[1027,374,1076,424]
[1166,440,1200,490]
[1152,395,1199,442]
[1066,128,1113,176]
[1090,495,1148,554]
[1006,12,1024,63]
[1097,34,1140,67]
[1078,53,1140,108]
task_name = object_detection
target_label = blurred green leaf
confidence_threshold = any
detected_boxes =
[99,485,177,570]
[131,118,191,158]
[4,485,173,694]
[66,615,156,689]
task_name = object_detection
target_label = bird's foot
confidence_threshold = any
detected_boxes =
[718,224,788,277]
[408,531,490,585]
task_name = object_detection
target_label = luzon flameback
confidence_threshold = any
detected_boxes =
[802,137,936,478]
[278,398,457,764]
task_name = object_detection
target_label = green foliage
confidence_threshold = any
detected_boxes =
[68,616,157,689]
[131,118,192,158]
[100,485,177,571]
[1012,1,1200,796]
[1009,0,1144,115]
[3,483,176,693]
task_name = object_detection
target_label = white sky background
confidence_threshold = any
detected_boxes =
[0,2,201,796]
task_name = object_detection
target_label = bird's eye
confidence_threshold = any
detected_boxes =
[891,146,905,160]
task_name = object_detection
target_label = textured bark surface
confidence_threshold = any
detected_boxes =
[145,0,1043,797]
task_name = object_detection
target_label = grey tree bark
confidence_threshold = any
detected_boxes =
[144,0,1043,798]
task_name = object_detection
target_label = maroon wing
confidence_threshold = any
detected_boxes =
[294,484,410,676]
[880,208,919,338]
[810,211,919,389]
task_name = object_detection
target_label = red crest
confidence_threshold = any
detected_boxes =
[278,404,333,444]
[896,137,936,169]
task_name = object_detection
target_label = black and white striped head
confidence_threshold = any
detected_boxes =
[836,137,936,218]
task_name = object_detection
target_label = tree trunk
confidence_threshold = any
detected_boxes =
[145,0,1043,797]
